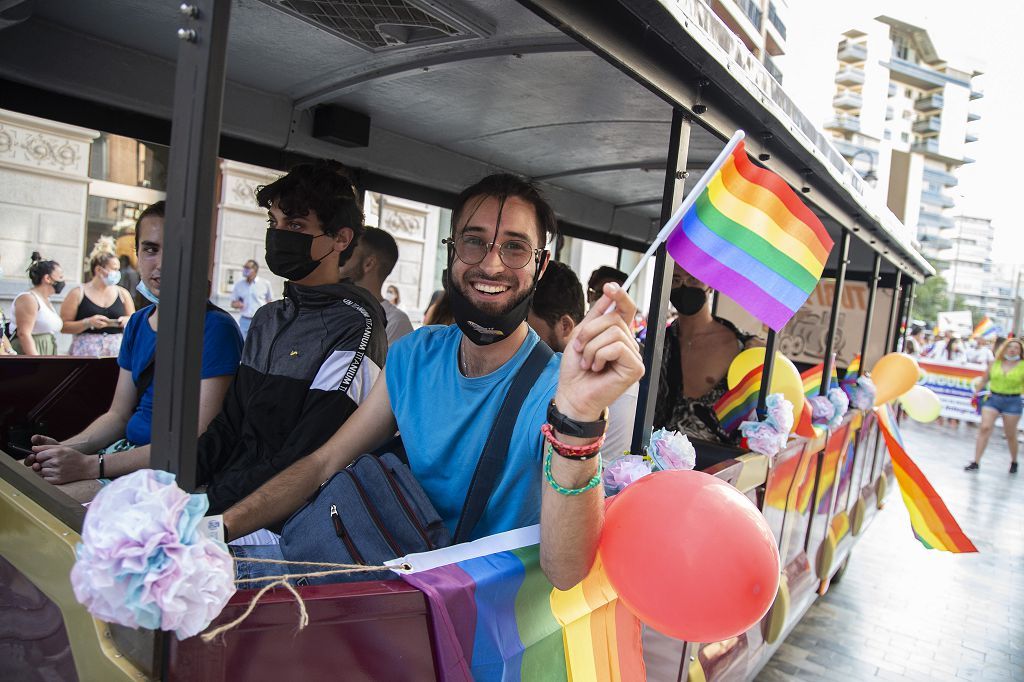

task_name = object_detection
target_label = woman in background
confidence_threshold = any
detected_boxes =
[10,253,65,355]
[61,238,135,357]
[967,338,1024,473]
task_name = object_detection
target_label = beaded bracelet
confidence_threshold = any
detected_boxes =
[543,443,602,496]
[541,423,604,460]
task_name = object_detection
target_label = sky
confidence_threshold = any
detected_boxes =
[777,0,1024,264]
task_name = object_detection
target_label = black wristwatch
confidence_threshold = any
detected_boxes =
[546,400,608,439]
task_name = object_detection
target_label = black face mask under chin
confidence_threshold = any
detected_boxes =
[265,228,332,281]
[670,285,707,316]
[445,267,538,346]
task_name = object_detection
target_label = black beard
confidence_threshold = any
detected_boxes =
[452,272,528,317]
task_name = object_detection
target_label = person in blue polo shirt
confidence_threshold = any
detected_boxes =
[24,201,243,501]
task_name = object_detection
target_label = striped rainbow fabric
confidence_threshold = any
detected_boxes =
[875,405,977,553]
[666,139,834,331]
[801,360,839,398]
[972,316,996,339]
[846,354,861,376]
[398,527,644,681]
[713,366,762,433]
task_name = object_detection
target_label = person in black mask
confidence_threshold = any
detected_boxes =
[653,264,763,444]
[190,160,389,523]
[220,173,645,590]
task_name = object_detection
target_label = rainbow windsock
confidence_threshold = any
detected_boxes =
[664,137,833,331]
[875,406,977,553]
[972,316,997,339]
[713,366,762,433]
[398,526,645,681]
[801,359,839,398]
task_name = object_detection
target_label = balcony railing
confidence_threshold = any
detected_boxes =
[965,133,979,143]
[765,55,783,83]
[830,138,872,159]
[970,88,984,100]
[920,190,955,209]
[833,91,863,110]
[918,234,953,251]
[767,2,787,40]
[918,210,955,229]
[837,40,867,63]
[923,167,958,187]
[967,111,981,122]
[888,82,897,97]
[912,116,942,135]
[735,0,763,29]
[825,115,861,133]
[915,94,944,112]
[835,66,865,86]
[911,138,941,156]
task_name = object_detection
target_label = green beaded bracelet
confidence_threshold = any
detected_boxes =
[543,443,602,496]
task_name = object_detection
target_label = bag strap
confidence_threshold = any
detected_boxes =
[453,339,554,543]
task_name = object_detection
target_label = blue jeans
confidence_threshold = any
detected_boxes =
[231,544,289,589]
[238,316,252,339]
[983,393,1023,416]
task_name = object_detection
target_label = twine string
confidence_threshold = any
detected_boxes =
[199,556,413,642]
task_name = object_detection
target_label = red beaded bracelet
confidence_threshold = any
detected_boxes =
[541,423,605,459]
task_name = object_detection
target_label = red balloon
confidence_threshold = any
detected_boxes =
[599,470,780,642]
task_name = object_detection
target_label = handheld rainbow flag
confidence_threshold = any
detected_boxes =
[801,359,839,398]
[846,354,861,376]
[875,406,977,553]
[971,316,997,339]
[616,131,833,331]
[395,526,645,681]
[713,366,762,433]
[794,398,817,438]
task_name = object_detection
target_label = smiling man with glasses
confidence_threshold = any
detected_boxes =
[222,173,645,589]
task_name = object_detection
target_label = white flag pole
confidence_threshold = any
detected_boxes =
[616,129,747,294]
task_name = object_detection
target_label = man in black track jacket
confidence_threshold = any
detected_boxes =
[196,161,388,515]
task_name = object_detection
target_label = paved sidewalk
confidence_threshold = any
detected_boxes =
[757,420,1023,681]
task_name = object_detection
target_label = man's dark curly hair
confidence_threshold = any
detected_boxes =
[531,260,585,326]
[451,173,556,248]
[256,159,365,267]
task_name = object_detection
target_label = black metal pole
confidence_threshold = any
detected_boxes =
[820,231,851,395]
[630,109,690,454]
[884,271,903,354]
[150,0,232,488]
[901,281,916,350]
[858,253,882,377]
[756,329,777,416]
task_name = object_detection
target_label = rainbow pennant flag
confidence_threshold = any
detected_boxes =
[396,526,645,681]
[663,133,833,331]
[875,406,977,553]
[846,354,861,376]
[713,366,762,433]
[801,359,839,398]
[972,316,997,339]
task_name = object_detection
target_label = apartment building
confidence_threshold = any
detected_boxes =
[823,16,982,264]
[704,0,789,81]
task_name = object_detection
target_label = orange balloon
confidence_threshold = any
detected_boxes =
[599,470,780,642]
[871,352,920,405]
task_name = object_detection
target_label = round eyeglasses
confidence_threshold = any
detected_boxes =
[443,234,544,270]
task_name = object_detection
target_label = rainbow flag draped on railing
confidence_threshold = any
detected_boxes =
[395,526,645,681]
[801,360,839,398]
[663,135,834,331]
[971,316,997,339]
[875,406,977,553]
[713,366,762,433]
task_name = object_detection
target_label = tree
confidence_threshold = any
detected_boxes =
[909,261,957,327]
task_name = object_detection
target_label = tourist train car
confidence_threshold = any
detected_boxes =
[0,0,931,680]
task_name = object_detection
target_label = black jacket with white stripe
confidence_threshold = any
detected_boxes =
[197,280,388,515]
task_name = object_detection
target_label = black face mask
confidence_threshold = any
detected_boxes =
[670,285,707,316]
[51,279,66,295]
[265,228,332,281]
[444,264,540,346]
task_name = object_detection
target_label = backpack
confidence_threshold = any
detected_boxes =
[279,341,553,585]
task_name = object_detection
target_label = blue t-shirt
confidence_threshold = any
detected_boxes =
[385,324,560,540]
[117,305,243,444]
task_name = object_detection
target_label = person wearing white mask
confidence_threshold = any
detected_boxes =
[61,238,136,357]
[230,259,274,339]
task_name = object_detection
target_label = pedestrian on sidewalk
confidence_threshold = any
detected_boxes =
[967,338,1023,473]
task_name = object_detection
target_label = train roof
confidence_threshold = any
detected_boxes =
[0,0,931,282]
